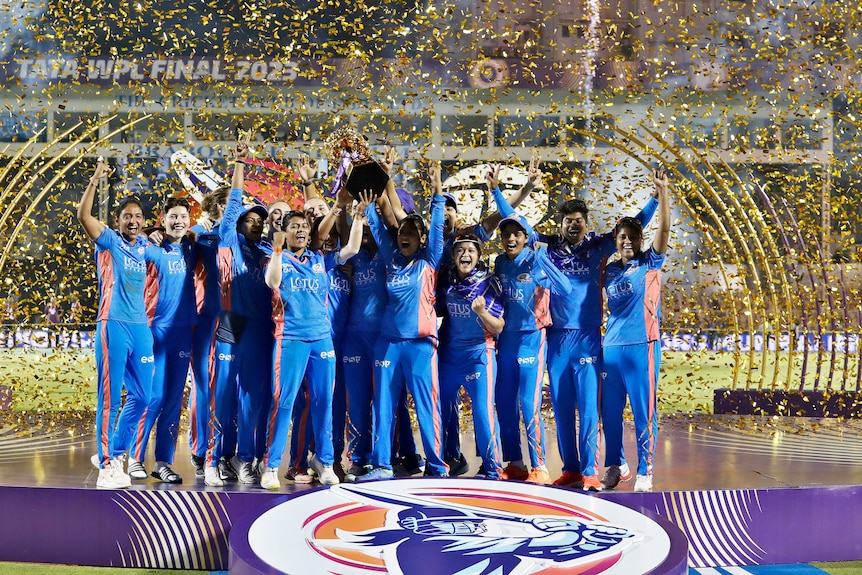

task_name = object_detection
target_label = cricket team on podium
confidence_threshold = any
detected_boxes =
[78,140,671,494]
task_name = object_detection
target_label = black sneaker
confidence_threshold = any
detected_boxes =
[399,454,426,476]
[445,454,469,477]
[190,455,205,478]
[218,456,238,481]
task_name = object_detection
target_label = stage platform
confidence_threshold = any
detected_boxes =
[1,414,861,572]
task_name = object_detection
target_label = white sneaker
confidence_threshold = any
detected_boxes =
[308,453,340,484]
[204,466,224,487]
[318,465,340,485]
[90,453,101,470]
[260,467,280,490]
[97,464,130,489]
[107,457,131,488]
[634,474,653,492]
[231,456,257,484]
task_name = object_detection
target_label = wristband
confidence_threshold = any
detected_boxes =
[273,246,283,254]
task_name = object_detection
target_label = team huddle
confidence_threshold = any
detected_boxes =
[78,139,671,494]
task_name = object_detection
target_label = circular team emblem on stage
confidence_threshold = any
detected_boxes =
[231,479,686,575]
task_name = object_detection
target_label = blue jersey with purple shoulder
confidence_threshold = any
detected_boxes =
[438,267,505,349]
[365,194,445,340]
[345,247,387,334]
[272,249,341,341]
[603,247,666,346]
[218,188,272,320]
[94,227,150,324]
[439,186,514,270]
[144,240,198,328]
[192,223,220,317]
[538,197,658,330]
[494,245,572,332]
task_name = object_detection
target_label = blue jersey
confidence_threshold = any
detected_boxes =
[494,246,572,332]
[345,248,387,333]
[327,264,352,340]
[144,240,198,328]
[538,197,658,330]
[272,249,340,341]
[192,223,221,317]
[438,267,505,349]
[219,188,272,320]
[439,186,514,270]
[94,227,150,324]
[366,194,446,340]
[604,248,666,346]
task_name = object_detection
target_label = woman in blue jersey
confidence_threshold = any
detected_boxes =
[358,166,450,481]
[187,188,229,479]
[78,160,154,489]
[205,143,273,488]
[537,188,659,492]
[437,234,506,480]
[493,213,572,484]
[259,193,370,490]
[601,168,670,493]
[130,197,197,484]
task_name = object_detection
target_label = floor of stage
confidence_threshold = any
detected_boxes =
[2,413,862,492]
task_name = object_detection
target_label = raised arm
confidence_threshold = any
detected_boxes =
[298,156,323,201]
[265,231,285,289]
[531,243,572,295]
[77,161,111,240]
[310,185,350,251]
[366,195,395,264]
[426,164,446,268]
[337,191,373,264]
[634,171,661,227]
[221,140,250,241]
[480,156,542,234]
[380,147,408,224]
[652,168,670,255]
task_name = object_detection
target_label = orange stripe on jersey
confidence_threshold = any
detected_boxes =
[204,318,221,468]
[144,262,159,326]
[533,285,551,330]
[193,259,207,313]
[430,345,443,457]
[646,340,657,471]
[265,334,285,467]
[218,246,234,313]
[96,251,115,322]
[644,269,662,342]
[530,329,547,468]
[483,346,502,469]
[133,406,149,461]
[98,322,111,465]
[271,288,284,337]
[417,266,438,338]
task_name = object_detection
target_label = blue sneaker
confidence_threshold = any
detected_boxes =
[356,467,394,482]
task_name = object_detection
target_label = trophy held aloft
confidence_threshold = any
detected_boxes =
[324,126,390,200]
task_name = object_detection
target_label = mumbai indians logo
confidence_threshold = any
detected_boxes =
[245,479,671,575]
